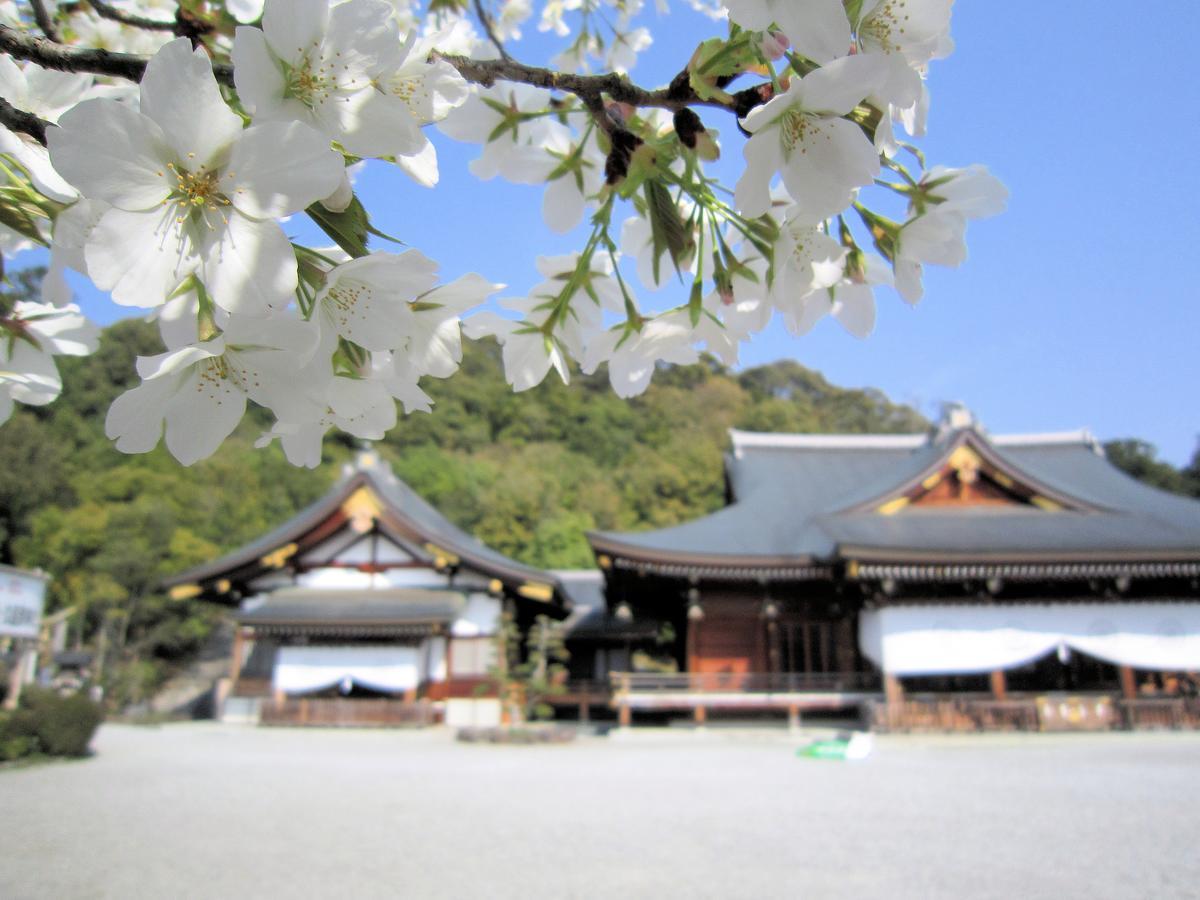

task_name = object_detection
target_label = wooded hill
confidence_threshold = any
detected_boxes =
[3,304,1196,704]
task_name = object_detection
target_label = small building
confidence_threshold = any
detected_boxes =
[163,451,572,727]
[586,412,1200,730]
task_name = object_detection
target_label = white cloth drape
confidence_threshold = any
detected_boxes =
[273,645,420,695]
[859,603,1200,676]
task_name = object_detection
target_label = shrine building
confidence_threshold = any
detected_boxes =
[165,411,1200,732]
[585,411,1200,730]
[163,451,571,727]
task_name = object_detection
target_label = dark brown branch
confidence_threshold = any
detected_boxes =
[472,0,513,63]
[86,0,178,32]
[0,25,233,85]
[0,97,52,145]
[29,0,61,42]
[438,54,734,114]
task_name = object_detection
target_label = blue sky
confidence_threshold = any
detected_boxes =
[38,3,1200,464]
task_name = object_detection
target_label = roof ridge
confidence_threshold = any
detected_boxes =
[729,427,1100,457]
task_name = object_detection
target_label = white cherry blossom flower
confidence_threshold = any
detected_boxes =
[788,253,891,336]
[769,212,846,307]
[405,273,502,378]
[49,38,343,313]
[0,302,99,424]
[233,0,409,159]
[582,315,699,398]
[463,309,571,392]
[920,164,1009,219]
[40,199,106,306]
[105,313,323,465]
[438,83,560,183]
[893,166,1007,303]
[735,53,888,219]
[315,250,442,352]
[226,0,265,23]
[373,351,434,413]
[724,0,851,64]
[257,376,397,468]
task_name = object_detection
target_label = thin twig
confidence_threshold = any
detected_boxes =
[0,25,233,85]
[0,96,52,145]
[29,0,61,42]
[86,0,178,32]
[472,0,513,63]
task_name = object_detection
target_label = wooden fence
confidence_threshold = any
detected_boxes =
[870,695,1200,733]
[260,697,438,727]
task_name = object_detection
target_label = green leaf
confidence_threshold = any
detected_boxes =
[305,195,400,259]
[643,180,691,283]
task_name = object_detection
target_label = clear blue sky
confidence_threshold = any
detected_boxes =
[37,3,1200,464]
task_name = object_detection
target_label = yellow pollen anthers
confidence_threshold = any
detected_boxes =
[286,50,333,109]
[165,161,231,227]
[780,108,817,154]
[861,0,910,54]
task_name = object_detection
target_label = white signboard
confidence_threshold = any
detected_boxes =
[0,565,47,640]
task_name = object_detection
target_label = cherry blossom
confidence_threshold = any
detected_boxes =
[0,301,99,424]
[49,38,343,313]
[735,53,888,219]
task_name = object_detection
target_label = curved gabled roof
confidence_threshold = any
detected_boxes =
[589,426,1200,568]
[163,453,566,605]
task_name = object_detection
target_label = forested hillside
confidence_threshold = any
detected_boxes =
[4,297,1196,704]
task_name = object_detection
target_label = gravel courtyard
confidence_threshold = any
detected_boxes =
[2,724,1198,899]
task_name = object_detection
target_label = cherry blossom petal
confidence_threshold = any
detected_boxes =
[262,0,328,63]
[225,121,344,220]
[86,206,198,308]
[140,38,243,166]
[49,100,172,210]
[201,214,297,314]
[163,367,248,465]
[231,27,294,120]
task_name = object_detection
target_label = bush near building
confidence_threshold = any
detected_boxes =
[0,688,104,761]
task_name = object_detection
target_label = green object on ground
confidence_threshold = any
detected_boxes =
[798,740,851,760]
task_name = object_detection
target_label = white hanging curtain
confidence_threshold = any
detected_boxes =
[859,603,1200,676]
[273,645,421,695]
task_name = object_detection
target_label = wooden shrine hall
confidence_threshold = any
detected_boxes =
[163,450,572,728]
[586,409,1200,731]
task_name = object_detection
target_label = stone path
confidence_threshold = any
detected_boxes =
[2,724,1198,899]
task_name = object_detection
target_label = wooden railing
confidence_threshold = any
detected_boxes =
[1118,698,1200,730]
[261,697,438,727]
[870,698,1040,732]
[870,695,1200,733]
[611,672,881,694]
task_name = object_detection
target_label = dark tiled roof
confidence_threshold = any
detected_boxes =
[163,455,566,603]
[236,588,465,626]
[591,427,1200,565]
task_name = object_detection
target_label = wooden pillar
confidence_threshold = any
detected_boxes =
[1119,666,1137,700]
[693,705,707,727]
[989,669,1008,701]
[229,627,246,690]
[618,702,631,728]
[579,700,589,724]
[885,674,905,707]
[787,704,801,733]
[3,643,30,711]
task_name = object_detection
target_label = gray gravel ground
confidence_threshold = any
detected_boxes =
[1,723,1198,899]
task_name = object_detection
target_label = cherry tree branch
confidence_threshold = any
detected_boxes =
[438,54,733,114]
[0,25,234,84]
[29,0,62,42]
[85,0,179,32]
[0,96,51,145]
[472,0,513,63]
